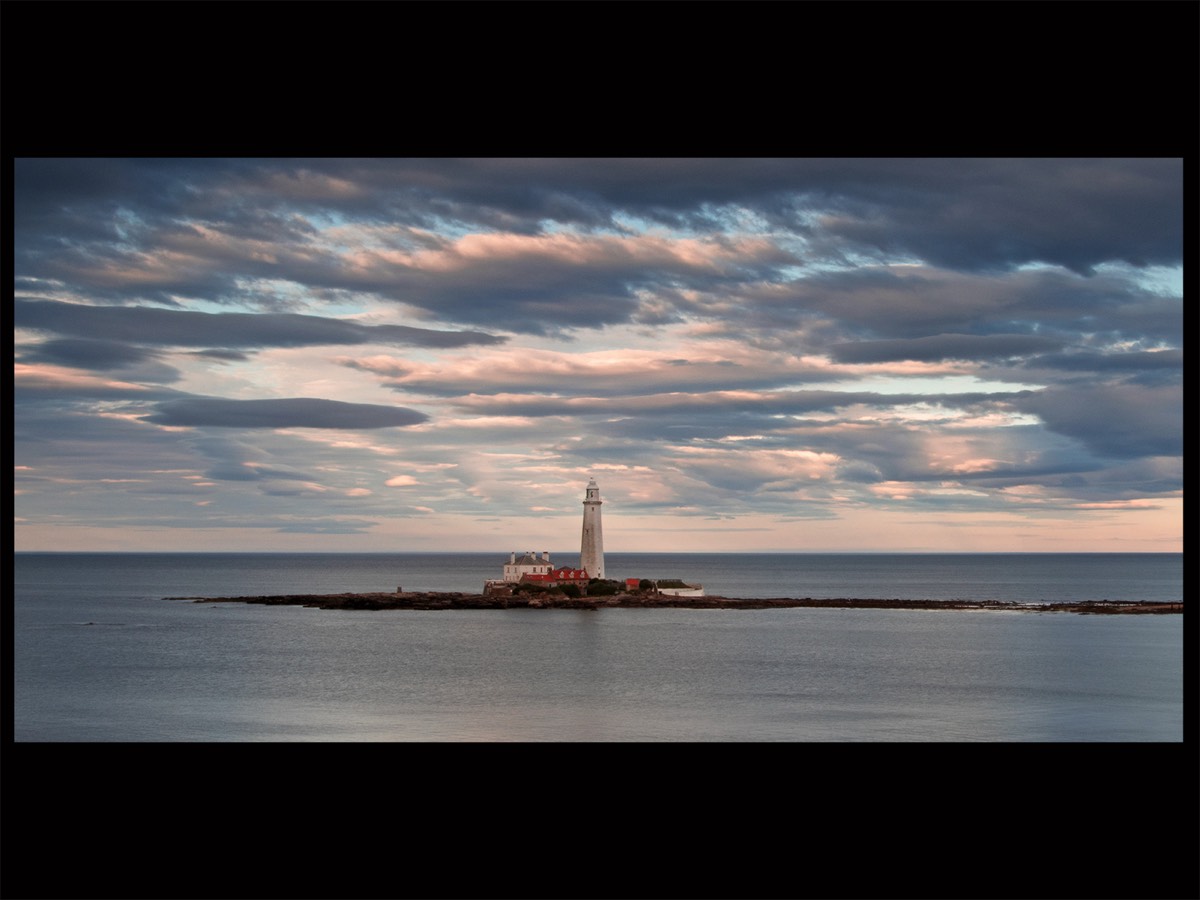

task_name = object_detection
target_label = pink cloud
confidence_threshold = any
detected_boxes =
[14,363,153,392]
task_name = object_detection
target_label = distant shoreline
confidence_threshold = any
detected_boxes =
[170,591,1182,614]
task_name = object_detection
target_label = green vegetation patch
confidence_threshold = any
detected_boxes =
[586,578,623,596]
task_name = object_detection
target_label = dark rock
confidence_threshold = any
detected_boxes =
[175,592,1182,614]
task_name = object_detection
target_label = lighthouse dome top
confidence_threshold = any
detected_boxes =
[584,477,601,502]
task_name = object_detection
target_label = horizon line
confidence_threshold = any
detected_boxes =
[12,549,1180,555]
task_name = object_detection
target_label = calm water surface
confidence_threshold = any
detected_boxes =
[13,553,1183,742]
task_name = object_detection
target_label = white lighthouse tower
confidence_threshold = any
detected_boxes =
[580,477,605,580]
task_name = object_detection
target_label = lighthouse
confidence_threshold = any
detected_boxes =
[580,477,605,579]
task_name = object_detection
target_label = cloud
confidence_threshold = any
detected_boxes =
[13,363,179,400]
[1019,348,1182,377]
[20,338,162,370]
[189,349,252,362]
[15,159,1181,279]
[1013,382,1182,459]
[829,333,1064,364]
[340,346,845,397]
[142,398,429,429]
[274,521,379,534]
[743,265,1179,346]
[15,299,505,350]
[445,388,1014,419]
[803,158,1182,274]
[12,158,1183,551]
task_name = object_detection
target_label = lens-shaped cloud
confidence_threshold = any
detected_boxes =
[143,398,428,429]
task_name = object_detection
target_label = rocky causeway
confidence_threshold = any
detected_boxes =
[170,591,1182,614]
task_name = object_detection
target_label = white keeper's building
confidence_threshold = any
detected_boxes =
[502,551,555,583]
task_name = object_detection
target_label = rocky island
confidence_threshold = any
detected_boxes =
[162,483,1170,615]
[170,590,1182,614]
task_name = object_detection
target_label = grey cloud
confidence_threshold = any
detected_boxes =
[275,521,379,534]
[766,267,1179,345]
[259,482,328,495]
[14,378,182,403]
[16,299,505,349]
[16,159,1179,275]
[356,358,845,398]
[268,234,788,334]
[24,511,384,533]
[540,413,1010,487]
[447,388,1014,419]
[179,434,314,482]
[18,338,185,384]
[1012,383,1182,459]
[237,159,1185,274]
[13,408,204,492]
[829,333,1064,364]
[1021,348,1183,374]
[143,398,429,429]
[11,157,1184,544]
[968,456,1181,500]
[400,280,641,334]
[21,338,162,370]
[188,349,252,362]
[835,461,886,483]
[597,418,753,443]
[202,462,310,482]
[557,418,1081,491]
[802,158,1181,274]
[12,160,1183,344]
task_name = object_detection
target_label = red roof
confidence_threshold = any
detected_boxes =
[521,566,590,583]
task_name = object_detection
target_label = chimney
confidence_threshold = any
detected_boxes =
[543,551,550,561]
[510,552,515,564]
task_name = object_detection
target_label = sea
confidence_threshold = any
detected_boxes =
[11,551,1184,742]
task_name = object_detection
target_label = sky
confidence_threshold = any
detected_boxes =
[12,158,1183,553]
